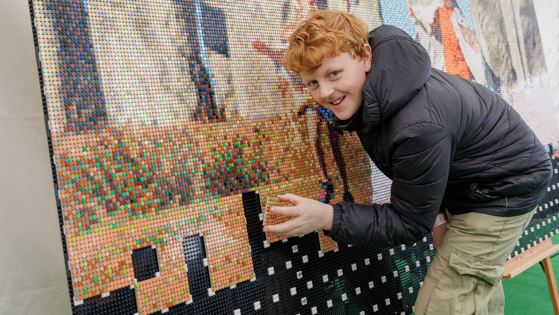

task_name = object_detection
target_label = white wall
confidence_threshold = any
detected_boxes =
[0,0,72,314]
[534,0,559,128]
[0,1,558,315]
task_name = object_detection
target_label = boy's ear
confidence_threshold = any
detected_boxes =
[362,44,372,73]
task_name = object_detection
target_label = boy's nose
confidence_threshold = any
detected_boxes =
[319,84,334,100]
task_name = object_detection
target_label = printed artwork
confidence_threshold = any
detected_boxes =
[27,0,559,314]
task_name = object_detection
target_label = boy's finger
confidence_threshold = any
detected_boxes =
[270,206,301,217]
[277,193,301,205]
[264,220,299,235]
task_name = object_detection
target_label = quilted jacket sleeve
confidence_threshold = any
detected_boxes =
[324,123,454,248]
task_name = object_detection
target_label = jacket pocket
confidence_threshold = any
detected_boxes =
[468,182,500,202]
[448,251,504,286]
[483,175,537,197]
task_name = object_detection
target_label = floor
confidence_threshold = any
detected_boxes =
[502,254,559,314]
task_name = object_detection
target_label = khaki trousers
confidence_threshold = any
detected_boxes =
[414,208,536,315]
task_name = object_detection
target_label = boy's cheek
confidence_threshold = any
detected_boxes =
[308,93,323,106]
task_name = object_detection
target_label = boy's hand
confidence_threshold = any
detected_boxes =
[263,194,334,237]
[432,213,449,251]
[432,223,447,251]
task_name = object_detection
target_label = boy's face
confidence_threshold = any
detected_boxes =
[299,45,372,120]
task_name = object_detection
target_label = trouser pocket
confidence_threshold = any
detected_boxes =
[449,251,504,286]
[425,251,505,315]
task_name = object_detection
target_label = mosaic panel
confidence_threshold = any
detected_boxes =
[27,0,559,314]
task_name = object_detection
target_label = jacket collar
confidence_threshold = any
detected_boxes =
[331,102,370,134]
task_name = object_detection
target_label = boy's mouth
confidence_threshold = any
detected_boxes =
[330,96,345,106]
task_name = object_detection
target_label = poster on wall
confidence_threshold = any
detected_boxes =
[27,0,559,314]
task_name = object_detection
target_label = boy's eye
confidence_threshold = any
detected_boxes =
[329,71,339,77]
[307,80,317,87]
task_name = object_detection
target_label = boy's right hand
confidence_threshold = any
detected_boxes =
[263,194,334,237]
[432,213,448,250]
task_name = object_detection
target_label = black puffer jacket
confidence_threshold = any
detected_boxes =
[325,25,552,248]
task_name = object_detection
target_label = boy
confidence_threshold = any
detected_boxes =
[263,9,552,314]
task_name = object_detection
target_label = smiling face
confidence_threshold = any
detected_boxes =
[299,45,372,120]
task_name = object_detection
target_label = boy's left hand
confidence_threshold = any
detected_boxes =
[263,194,334,237]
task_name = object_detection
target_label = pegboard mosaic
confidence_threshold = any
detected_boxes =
[510,152,559,260]
[27,0,559,314]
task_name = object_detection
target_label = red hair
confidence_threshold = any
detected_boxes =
[284,10,369,73]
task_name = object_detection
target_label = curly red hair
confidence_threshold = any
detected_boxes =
[284,10,369,73]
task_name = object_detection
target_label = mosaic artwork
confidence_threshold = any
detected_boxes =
[511,152,559,259]
[27,0,559,314]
